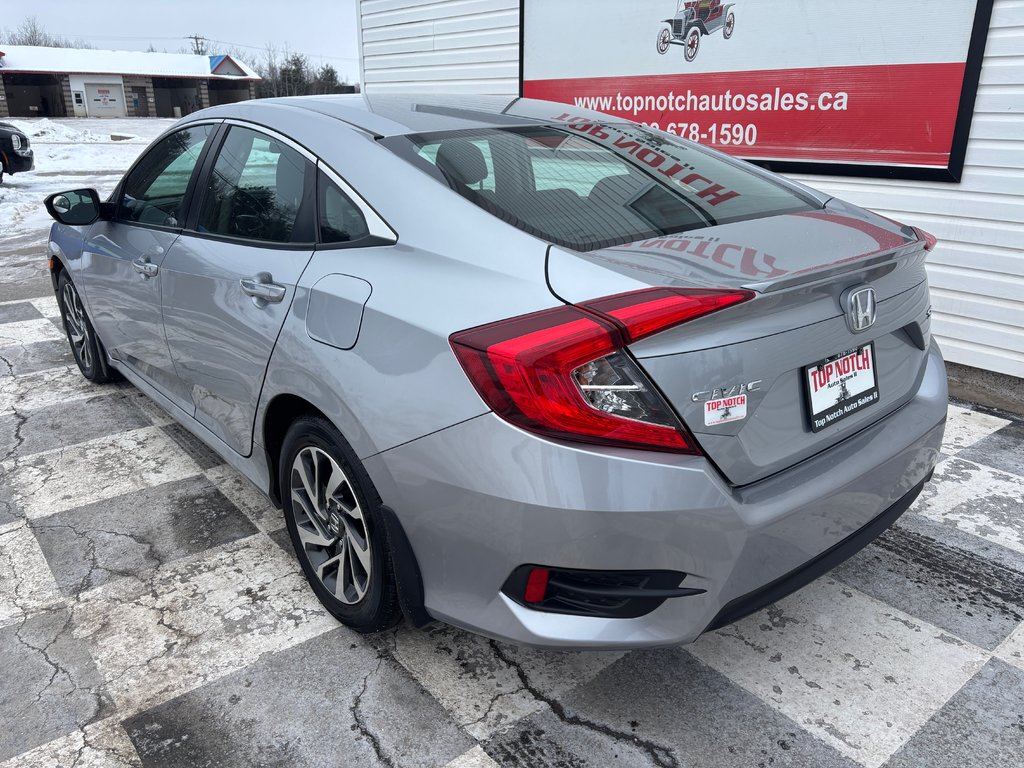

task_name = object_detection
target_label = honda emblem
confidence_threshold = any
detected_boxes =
[844,286,877,333]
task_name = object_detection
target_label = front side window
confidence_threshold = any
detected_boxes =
[197,126,314,244]
[383,123,816,251]
[119,124,212,227]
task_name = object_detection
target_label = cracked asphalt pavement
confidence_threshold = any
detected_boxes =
[2,120,1024,767]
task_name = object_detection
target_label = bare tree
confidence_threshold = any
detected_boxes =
[0,16,94,48]
[258,43,281,98]
[249,42,358,98]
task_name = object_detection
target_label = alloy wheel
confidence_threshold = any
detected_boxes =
[62,281,92,371]
[289,446,372,604]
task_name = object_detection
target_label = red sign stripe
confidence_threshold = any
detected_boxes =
[525,62,966,167]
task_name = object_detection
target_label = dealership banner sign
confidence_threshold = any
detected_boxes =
[521,0,993,181]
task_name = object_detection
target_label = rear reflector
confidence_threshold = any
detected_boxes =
[503,565,706,618]
[450,288,753,453]
[523,567,550,603]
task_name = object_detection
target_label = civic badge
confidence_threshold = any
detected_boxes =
[843,286,876,333]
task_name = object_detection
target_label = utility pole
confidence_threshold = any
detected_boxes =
[187,34,207,55]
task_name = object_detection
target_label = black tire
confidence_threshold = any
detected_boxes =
[56,270,118,383]
[280,415,401,633]
[724,11,735,40]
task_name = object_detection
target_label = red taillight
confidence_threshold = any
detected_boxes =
[580,288,754,343]
[450,288,753,453]
[912,226,937,251]
[524,567,549,603]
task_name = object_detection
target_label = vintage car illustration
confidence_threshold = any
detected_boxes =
[657,0,736,62]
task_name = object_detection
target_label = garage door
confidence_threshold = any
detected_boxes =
[85,82,127,117]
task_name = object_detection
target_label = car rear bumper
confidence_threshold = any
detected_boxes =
[366,340,946,649]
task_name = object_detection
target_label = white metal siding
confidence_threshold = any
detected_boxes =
[360,0,520,94]
[358,0,1024,378]
[792,0,1024,378]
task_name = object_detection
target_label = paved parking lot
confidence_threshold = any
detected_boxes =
[2,119,1024,767]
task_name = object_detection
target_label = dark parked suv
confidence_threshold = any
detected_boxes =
[0,121,34,183]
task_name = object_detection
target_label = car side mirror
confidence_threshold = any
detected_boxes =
[44,188,112,226]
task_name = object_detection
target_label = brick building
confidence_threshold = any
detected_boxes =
[0,45,259,119]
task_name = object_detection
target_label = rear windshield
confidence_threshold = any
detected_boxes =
[382,123,817,251]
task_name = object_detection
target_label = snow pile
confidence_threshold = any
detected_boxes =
[9,118,106,143]
[0,117,176,246]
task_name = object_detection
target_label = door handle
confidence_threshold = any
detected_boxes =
[132,256,159,278]
[240,272,287,307]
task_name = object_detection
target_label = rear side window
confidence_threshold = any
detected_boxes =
[318,170,369,244]
[119,124,212,227]
[383,124,816,251]
[197,126,315,244]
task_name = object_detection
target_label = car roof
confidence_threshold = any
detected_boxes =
[228,94,609,137]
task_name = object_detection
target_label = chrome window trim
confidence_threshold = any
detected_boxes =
[220,118,397,244]
[221,118,318,163]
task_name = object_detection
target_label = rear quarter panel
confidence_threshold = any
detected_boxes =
[257,236,562,461]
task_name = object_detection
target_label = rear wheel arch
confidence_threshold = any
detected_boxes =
[262,393,327,507]
[261,393,431,627]
[279,412,402,632]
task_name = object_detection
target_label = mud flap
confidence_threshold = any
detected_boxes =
[379,504,433,628]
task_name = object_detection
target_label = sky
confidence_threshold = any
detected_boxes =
[3,1,361,83]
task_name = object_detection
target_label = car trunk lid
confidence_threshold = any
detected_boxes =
[548,201,933,486]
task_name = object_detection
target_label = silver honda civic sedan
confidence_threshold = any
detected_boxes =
[43,95,946,649]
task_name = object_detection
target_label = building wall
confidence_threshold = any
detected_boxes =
[791,2,1024,378]
[69,74,127,118]
[359,0,520,94]
[357,0,1024,379]
[68,75,88,117]
[122,75,156,117]
[197,80,210,110]
[0,74,9,119]
[58,75,73,118]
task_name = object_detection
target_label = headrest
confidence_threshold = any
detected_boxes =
[588,174,635,203]
[435,138,488,187]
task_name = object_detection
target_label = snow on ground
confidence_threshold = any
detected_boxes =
[0,118,175,248]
